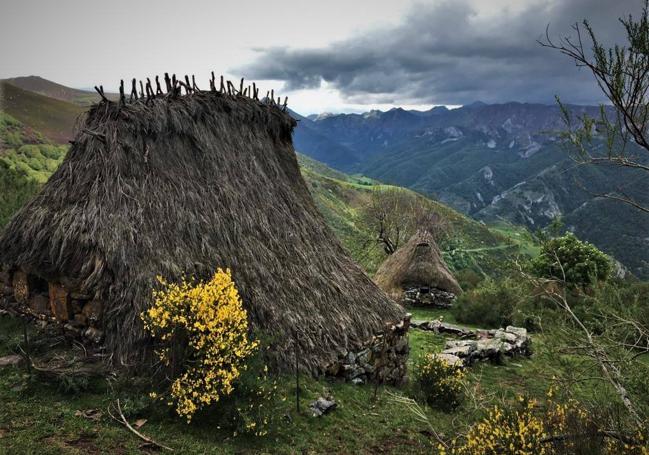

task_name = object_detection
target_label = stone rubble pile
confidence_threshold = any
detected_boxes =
[411,319,474,337]
[326,315,411,386]
[440,326,530,366]
[412,318,531,366]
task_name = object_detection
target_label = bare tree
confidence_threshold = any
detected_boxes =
[540,2,649,213]
[359,188,449,255]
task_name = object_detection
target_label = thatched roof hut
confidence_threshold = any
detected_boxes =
[0,77,405,375]
[374,229,462,303]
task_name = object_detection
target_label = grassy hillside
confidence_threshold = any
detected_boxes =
[2,76,106,106]
[0,81,85,143]
[298,153,535,280]
[0,112,67,226]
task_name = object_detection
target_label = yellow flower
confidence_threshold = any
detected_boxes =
[141,269,257,422]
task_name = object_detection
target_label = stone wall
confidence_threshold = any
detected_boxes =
[404,286,456,308]
[0,268,103,344]
[325,314,411,386]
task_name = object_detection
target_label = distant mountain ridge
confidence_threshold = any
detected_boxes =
[0,80,85,143]
[293,102,649,278]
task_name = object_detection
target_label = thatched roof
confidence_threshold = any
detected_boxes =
[0,77,404,374]
[374,229,462,299]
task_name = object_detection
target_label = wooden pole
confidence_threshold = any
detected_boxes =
[119,80,125,105]
[294,330,300,413]
[22,319,31,376]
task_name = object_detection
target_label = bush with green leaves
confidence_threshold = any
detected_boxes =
[414,353,465,411]
[531,233,610,288]
[452,278,525,328]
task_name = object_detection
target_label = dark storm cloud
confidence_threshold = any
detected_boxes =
[240,0,642,105]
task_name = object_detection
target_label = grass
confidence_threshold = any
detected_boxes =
[1,306,613,454]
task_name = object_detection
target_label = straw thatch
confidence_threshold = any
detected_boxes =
[374,229,462,300]
[0,77,405,375]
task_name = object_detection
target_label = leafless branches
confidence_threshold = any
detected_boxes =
[540,2,649,213]
[359,188,450,255]
[107,399,174,451]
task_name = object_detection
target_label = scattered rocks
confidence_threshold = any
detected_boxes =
[433,353,463,367]
[443,341,477,358]
[309,397,337,417]
[0,354,23,367]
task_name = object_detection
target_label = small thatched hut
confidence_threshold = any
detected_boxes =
[374,229,462,307]
[0,76,407,379]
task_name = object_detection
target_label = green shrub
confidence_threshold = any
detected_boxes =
[452,278,524,328]
[414,353,465,411]
[210,348,283,437]
[531,233,610,288]
[455,269,484,291]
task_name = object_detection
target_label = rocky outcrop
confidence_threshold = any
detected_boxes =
[326,314,411,386]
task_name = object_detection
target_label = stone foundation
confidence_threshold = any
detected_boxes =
[0,268,103,344]
[326,314,411,386]
[403,286,456,308]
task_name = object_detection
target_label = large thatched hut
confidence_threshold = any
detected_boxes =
[374,229,462,307]
[0,76,407,380]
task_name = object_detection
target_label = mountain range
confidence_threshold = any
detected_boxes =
[293,102,649,278]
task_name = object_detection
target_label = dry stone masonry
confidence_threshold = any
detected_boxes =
[0,268,103,344]
[403,286,456,308]
[326,314,411,386]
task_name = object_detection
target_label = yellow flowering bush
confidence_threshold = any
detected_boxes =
[444,391,649,455]
[449,397,547,455]
[415,354,465,411]
[142,269,258,422]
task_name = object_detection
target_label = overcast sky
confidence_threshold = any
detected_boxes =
[0,0,642,114]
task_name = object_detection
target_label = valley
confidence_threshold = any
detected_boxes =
[293,102,649,278]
